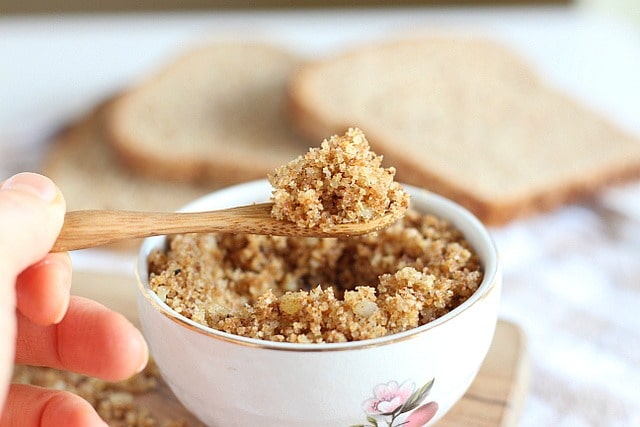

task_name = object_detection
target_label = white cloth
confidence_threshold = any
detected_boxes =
[493,188,640,427]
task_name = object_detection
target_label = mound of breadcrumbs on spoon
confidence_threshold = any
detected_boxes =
[269,127,409,229]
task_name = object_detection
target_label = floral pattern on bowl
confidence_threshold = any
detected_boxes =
[352,379,438,427]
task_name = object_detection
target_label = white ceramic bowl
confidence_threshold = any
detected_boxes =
[136,179,501,427]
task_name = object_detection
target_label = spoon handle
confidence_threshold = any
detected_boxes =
[51,203,275,252]
[52,201,400,252]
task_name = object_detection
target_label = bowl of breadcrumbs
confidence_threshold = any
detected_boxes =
[135,129,502,427]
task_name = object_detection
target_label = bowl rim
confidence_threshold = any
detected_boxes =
[136,179,500,352]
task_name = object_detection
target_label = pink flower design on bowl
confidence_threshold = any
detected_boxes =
[353,378,437,427]
[363,380,415,415]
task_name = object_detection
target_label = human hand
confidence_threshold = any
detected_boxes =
[0,173,148,427]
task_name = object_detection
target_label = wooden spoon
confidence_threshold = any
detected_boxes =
[51,202,406,252]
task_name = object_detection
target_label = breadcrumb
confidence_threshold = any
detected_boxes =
[11,360,198,427]
[269,128,409,229]
[148,210,483,343]
[149,129,481,343]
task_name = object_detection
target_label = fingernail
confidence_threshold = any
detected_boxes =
[50,262,72,324]
[137,339,150,374]
[1,172,59,202]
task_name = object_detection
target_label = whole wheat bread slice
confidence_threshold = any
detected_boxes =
[107,43,309,184]
[287,37,640,225]
[43,100,218,249]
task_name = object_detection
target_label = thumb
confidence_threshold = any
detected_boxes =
[0,173,66,415]
[0,173,66,276]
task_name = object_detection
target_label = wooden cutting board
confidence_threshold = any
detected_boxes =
[71,271,529,426]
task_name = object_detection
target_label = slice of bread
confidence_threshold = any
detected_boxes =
[287,37,640,225]
[107,43,309,185]
[43,99,217,222]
